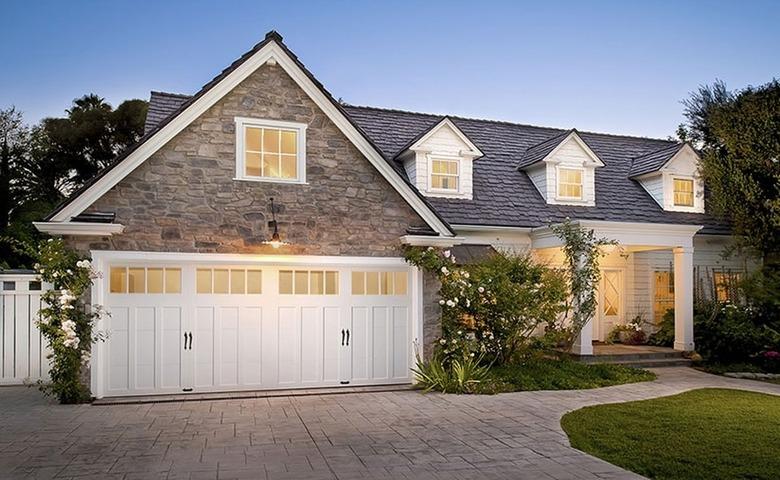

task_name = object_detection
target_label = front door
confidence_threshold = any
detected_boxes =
[597,269,623,341]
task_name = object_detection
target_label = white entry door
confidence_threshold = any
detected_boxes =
[98,256,415,397]
[597,269,623,341]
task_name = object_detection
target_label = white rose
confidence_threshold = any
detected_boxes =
[478,287,485,293]
[439,299,445,305]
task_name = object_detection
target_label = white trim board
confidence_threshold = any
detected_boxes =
[407,117,483,158]
[47,40,453,237]
[34,221,125,236]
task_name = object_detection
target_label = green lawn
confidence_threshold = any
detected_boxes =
[475,358,656,393]
[561,388,780,480]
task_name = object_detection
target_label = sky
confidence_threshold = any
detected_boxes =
[2,0,779,139]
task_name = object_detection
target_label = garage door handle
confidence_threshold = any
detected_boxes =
[346,329,350,346]
[183,332,188,350]
[341,329,345,346]
[187,332,193,350]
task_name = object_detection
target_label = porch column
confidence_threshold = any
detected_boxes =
[673,246,695,351]
[573,317,594,355]
[572,252,593,355]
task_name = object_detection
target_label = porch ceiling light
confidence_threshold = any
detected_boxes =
[263,197,289,249]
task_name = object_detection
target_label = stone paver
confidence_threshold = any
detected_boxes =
[1,368,778,479]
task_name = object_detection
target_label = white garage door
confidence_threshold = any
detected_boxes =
[97,255,416,397]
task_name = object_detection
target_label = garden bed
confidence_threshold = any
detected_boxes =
[561,388,780,479]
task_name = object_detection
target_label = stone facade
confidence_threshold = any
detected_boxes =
[63,62,442,355]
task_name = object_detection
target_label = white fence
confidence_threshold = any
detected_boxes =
[0,272,51,385]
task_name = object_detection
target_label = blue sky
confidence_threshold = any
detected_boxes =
[2,0,778,139]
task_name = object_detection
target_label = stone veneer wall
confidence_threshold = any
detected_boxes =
[63,62,442,355]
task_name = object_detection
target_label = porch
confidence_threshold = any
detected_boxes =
[531,220,702,356]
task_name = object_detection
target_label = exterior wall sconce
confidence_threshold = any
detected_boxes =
[263,197,289,249]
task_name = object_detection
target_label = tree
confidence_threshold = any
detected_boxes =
[678,80,780,262]
[0,107,28,237]
[42,94,147,185]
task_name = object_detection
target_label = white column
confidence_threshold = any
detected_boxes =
[572,252,594,356]
[673,246,695,351]
[573,317,594,355]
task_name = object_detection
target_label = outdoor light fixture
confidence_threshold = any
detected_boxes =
[263,197,288,249]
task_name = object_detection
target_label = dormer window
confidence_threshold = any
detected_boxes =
[234,117,307,184]
[394,117,482,200]
[557,167,583,200]
[673,178,694,207]
[430,157,459,192]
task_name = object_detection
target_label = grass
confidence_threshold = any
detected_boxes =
[561,388,780,480]
[473,358,656,393]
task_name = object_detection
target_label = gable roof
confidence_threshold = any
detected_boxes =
[395,116,483,159]
[45,32,454,237]
[628,142,688,178]
[516,129,604,169]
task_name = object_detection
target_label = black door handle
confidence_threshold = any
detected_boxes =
[341,329,345,346]
[184,332,187,350]
[188,332,193,350]
[346,329,350,346]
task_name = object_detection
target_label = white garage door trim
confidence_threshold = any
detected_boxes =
[90,251,423,399]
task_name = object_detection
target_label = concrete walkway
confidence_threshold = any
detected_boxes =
[0,368,778,480]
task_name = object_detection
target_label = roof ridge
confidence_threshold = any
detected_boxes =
[150,90,192,98]
[344,103,677,144]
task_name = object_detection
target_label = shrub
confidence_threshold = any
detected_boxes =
[404,247,567,364]
[412,351,490,394]
[648,309,675,347]
[694,301,780,365]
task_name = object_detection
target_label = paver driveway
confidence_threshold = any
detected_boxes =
[1,367,778,480]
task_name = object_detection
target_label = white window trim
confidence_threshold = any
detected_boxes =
[234,116,307,184]
[555,165,585,201]
[427,154,461,195]
[664,174,704,213]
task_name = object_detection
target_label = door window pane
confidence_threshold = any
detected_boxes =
[279,271,293,294]
[365,272,379,295]
[325,271,338,295]
[294,271,309,294]
[351,271,365,295]
[603,271,620,316]
[147,268,164,294]
[394,271,408,295]
[197,269,212,294]
[110,267,127,293]
[128,268,145,293]
[247,270,262,294]
[230,269,246,294]
[165,268,182,294]
[310,271,324,294]
[213,269,229,294]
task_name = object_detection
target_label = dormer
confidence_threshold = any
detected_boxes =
[629,143,704,213]
[395,117,482,200]
[518,129,604,206]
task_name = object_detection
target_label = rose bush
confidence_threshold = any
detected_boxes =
[404,246,567,365]
[30,239,105,403]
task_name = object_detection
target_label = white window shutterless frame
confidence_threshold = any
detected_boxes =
[234,117,307,184]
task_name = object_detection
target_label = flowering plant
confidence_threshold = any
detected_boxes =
[31,239,106,403]
[405,246,567,365]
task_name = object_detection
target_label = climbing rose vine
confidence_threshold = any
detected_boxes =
[32,238,106,403]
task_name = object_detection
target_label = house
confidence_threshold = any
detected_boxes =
[34,32,748,398]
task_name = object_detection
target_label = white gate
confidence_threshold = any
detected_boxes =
[0,272,51,385]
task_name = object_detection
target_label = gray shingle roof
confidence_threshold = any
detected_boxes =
[516,129,575,169]
[628,143,685,177]
[143,91,191,134]
[144,95,729,235]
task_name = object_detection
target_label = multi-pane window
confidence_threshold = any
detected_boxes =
[351,271,408,295]
[673,178,694,207]
[196,268,262,294]
[430,158,459,191]
[110,267,182,294]
[235,118,305,183]
[557,168,583,199]
[279,270,338,295]
[713,271,741,303]
[244,126,298,180]
[653,271,675,323]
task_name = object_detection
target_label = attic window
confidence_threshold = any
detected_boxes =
[430,158,459,192]
[673,178,694,207]
[557,167,583,200]
[234,117,307,184]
